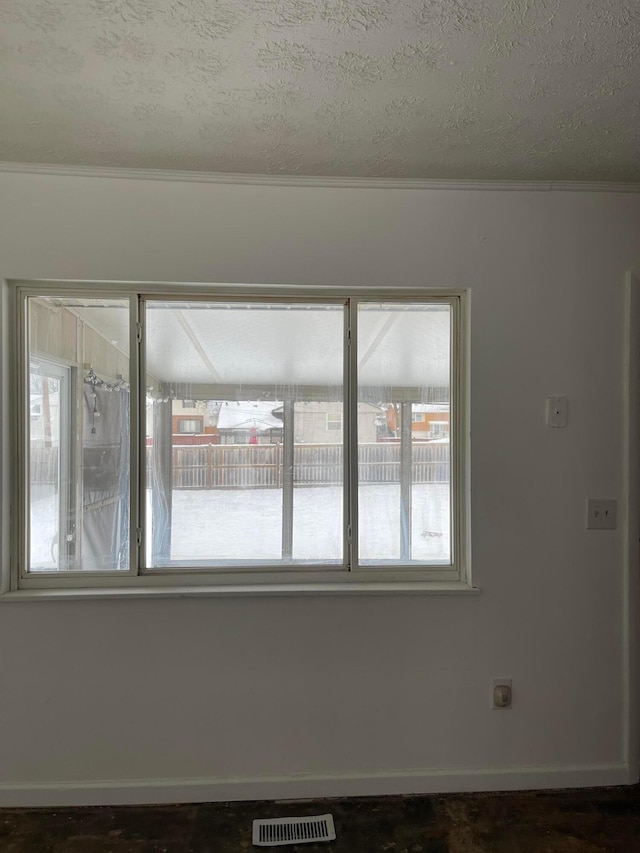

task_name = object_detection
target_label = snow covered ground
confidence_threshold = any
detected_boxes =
[30,487,58,568]
[166,484,450,563]
[30,483,451,569]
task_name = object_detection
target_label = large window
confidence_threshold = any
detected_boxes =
[9,284,469,593]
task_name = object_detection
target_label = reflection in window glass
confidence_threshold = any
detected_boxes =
[27,297,130,572]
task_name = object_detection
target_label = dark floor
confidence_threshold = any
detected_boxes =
[2,786,640,853]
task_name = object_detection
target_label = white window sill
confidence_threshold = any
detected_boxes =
[0,581,480,601]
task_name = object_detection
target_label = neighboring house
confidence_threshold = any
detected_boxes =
[167,398,383,445]
[216,400,283,444]
[169,398,444,444]
[411,403,450,441]
[171,399,218,439]
[289,401,381,444]
[374,402,450,442]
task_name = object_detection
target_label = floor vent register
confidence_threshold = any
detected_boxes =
[252,814,336,846]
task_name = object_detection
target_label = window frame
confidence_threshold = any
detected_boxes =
[28,357,74,572]
[6,281,472,596]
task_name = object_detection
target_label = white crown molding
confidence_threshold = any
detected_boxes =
[0,161,639,192]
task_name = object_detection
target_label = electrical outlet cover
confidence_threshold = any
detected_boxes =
[586,499,617,530]
[491,678,512,710]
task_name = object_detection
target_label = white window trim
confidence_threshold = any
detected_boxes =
[2,281,474,598]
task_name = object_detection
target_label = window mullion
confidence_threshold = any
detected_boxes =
[345,299,358,571]
[281,396,295,560]
[399,401,413,562]
[130,294,143,575]
[16,290,29,587]
[450,296,463,574]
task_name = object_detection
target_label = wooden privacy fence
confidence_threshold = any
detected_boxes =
[165,442,449,490]
[30,443,450,489]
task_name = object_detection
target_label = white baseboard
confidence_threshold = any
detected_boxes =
[0,764,632,808]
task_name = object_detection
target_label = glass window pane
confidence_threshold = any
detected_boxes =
[145,301,344,567]
[357,302,452,566]
[27,297,130,572]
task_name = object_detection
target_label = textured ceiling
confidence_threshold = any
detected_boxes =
[1,0,639,180]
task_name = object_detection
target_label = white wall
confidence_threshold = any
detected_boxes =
[1,171,639,806]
